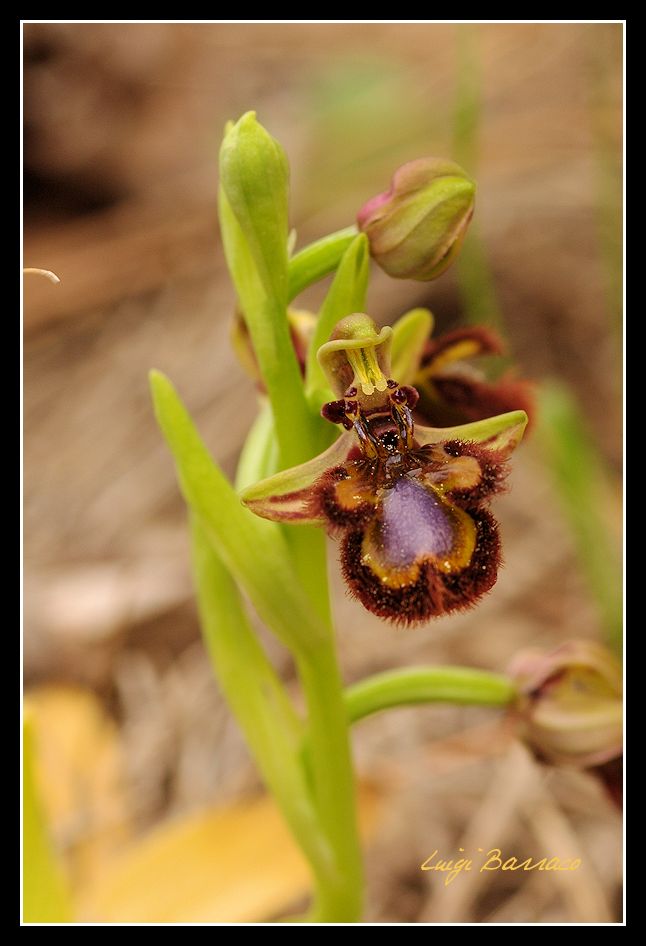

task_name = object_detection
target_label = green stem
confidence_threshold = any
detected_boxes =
[219,186,318,469]
[282,519,361,920]
[297,639,364,922]
[232,407,361,922]
[288,226,358,302]
[345,666,517,724]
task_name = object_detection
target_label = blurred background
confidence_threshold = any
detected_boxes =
[23,22,622,923]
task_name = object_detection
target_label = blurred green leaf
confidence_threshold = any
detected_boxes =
[537,381,622,651]
[23,714,73,923]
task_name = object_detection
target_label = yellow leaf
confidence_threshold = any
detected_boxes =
[77,782,382,923]
[25,685,130,887]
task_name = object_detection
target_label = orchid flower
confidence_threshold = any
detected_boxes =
[242,313,527,624]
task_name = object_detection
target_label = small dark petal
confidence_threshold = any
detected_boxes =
[321,400,349,425]
[386,378,398,389]
[391,387,407,404]
[341,506,501,625]
[421,325,506,367]
[420,375,535,431]
[440,440,509,504]
[592,757,623,811]
[401,385,420,409]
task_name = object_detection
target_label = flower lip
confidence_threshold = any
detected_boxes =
[242,408,521,623]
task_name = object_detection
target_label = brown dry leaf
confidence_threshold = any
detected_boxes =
[25,685,131,887]
[77,782,383,923]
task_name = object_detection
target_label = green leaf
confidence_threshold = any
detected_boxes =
[149,370,326,653]
[305,234,370,405]
[234,400,280,491]
[345,666,517,724]
[219,111,289,303]
[288,226,358,302]
[190,517,332,873]
[390,307,434,385]
[23,714,74,923]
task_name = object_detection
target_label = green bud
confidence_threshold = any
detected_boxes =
[219,111,290,302]
[357,157,475,281]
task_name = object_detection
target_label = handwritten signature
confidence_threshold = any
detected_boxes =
[420,848,582,886]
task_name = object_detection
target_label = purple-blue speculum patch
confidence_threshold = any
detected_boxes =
[242,314,527,624]
[382,478,456,564]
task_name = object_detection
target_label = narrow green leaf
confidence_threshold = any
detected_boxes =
[149,370,326,652]
[23,715,74,923]
[234,400,279,491]
[190,516,332,873]
[537,381,622,652]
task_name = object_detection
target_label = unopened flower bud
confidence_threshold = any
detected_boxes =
[357,158,475,281]
[509,641,622,772]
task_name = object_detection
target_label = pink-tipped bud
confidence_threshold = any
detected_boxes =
[357,158,475,281]
[509,641,622,773]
